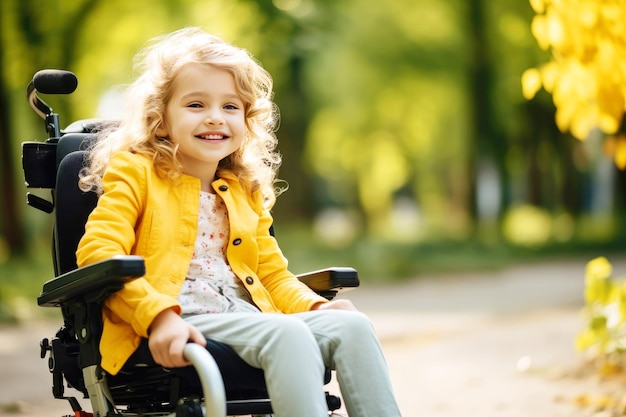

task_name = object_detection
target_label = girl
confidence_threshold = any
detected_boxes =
[76,27,402,417]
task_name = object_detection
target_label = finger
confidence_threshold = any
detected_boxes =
[189,326,207,347]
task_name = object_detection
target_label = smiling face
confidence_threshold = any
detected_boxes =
[157,63,246,190]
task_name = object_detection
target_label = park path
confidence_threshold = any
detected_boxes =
[2,256,626,416]
[344,256,626,417]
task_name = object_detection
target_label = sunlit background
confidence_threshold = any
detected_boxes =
[2,0,626,321]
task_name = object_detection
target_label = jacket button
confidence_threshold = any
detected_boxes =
[219,185,228,191]
[233,238,242,245]
[246,276,254,285]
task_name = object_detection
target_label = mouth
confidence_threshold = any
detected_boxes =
[196,134,229,141]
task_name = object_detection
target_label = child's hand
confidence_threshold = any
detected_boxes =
[148,308,207,368]
[311,299,358,311]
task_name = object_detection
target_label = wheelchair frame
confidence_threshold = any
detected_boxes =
[22,70,359,417]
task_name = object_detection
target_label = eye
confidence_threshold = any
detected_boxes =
[224,104,240,110]
[187,102,203,108]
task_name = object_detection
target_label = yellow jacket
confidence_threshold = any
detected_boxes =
[76,151,327,375]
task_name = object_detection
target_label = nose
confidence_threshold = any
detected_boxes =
[205,108,224,125]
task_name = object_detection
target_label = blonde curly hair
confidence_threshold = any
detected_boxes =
[79,27,282,206]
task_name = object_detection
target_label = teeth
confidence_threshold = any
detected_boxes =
[199,134,224,140]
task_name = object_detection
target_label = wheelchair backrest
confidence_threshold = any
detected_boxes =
[54,137,98,275]
[23,130,99,276]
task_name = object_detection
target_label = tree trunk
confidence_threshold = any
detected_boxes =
[0,12,25,254]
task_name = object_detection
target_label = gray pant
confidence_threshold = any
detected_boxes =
[185,310,402,417]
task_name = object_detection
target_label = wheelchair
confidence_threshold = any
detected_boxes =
[22,69,360,417]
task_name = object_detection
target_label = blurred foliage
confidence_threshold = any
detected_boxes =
[0,241,56,323]
[578,256,626,372]
[2,0,626,322]
[523,0,626,374]
[522,0,626,162]
[575,258,626,417]
[525,0,626,134]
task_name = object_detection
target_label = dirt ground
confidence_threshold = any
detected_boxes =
[2,257,626,417]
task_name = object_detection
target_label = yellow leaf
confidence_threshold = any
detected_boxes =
[577,0,599,28]
[598,113,620,136]
[574,394,591,407]
[614,137,626,170]
[529,0,545,14]
[570,113,595,140]
[576,329,597,351]
[605,135,626,170]
[554,99,576,133]
[521,68,543,99]
[597,86,624,134]
[545,8,566,48]
[599,362,621,376]
[540,62,559,92]
[586,257,613,281]
[531,15,551,50]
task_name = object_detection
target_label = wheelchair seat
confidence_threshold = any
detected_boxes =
[24,70,359,417]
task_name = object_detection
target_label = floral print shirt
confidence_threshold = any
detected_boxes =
[178,191,259,316]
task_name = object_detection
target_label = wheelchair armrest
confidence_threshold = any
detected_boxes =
[38,255,145,307]
[297,267,359,300]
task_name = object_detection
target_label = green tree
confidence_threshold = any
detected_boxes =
[305,0,474,238]
[0,0,293,255]
[0,0,105,255]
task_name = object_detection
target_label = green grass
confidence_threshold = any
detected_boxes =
[0,243,58,323]
[3,222,626,323]
[276,222,626,281]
